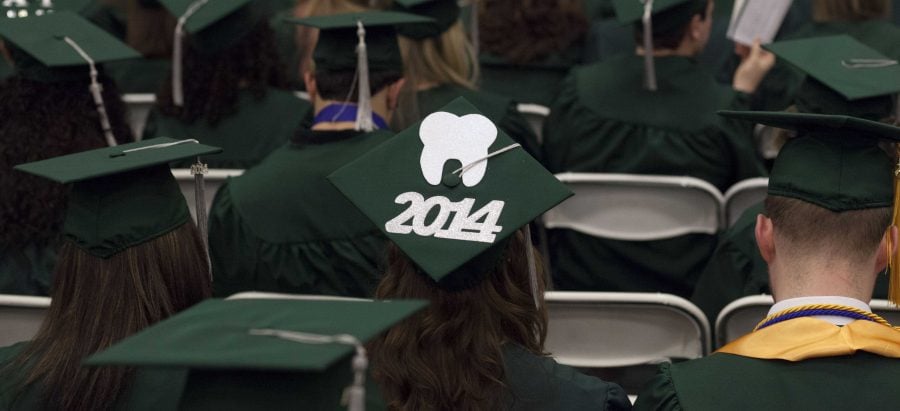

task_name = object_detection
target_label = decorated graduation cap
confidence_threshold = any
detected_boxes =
[85,298,427,410]
[390,0,460,39]
[0,11,140,147]
[719,110,900,303]
[1,0,91,19]
[612,0,707,90]
[330,97,572,302]
[766,35,900,120]
[14,138,222,258]
[160,0,275,106]
[286,11,432,131]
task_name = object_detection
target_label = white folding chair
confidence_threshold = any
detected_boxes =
[0,294,51,346]
[714,294,773,348]
[715,294,900,348]
[226,291,369,302]
[723,177,768,227]
[171,168,245,221]
[516,103,550,145]
[544,291,710,368]
[544,173,725,241]
[122,93,157,140]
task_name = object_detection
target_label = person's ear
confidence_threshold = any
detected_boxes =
[755,214,776,264]
[689,14,705,40]
[386,78,407,111]
[303,71,318,102]
[876,226,899,273]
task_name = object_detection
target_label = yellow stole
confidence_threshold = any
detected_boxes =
[717,317,900,361]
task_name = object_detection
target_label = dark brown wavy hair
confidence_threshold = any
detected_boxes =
[156,21,288,127]
[0,75,132,248]
[478,0,588,64]
[370,230,548,410]
[7,222,212,410]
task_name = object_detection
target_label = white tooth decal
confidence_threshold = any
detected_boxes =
[418,112,497,187]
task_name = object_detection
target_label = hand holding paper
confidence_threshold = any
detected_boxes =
[733,39,776,93]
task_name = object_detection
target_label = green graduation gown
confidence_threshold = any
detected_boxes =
[542,54,766,297]
[634,314,900,411]
[479,43,585,107]
[415,84,542,161]
[690,203,890,324]
[207,128,393,298]
[143,88,313,169]
[634,351,900,411]
[0,243,56,296]
[503,344,632,410]
[0,342,187,411]
[103,58,171,95]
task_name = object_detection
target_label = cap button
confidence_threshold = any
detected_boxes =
[442,173,460,188]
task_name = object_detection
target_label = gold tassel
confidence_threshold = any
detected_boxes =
[890,145,900,305]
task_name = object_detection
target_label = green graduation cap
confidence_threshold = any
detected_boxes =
[390,0,460,40]
[0,11,139,80]
[718,110,900,212]
[612,0,706,31]
[766,35,900,119]
[159,0,274,53]
[14,138,222,258]
[1,0,92,19]
[286,11,432,73]
[85,298,428,409]
[329,97,572,288]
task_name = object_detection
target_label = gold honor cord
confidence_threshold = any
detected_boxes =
[891,146,900,305]
[753,304,899,332]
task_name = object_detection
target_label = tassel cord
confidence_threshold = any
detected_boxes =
[641,0,657,91]
[62,37,117,147]
[355,20,374,132]
[172,0,210,107]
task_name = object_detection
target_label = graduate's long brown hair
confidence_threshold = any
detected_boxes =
[370,230,548,410]
[8,222,211,411]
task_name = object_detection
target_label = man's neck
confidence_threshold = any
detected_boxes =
[769,260,876,303]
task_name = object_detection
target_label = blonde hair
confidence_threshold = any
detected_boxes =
[812,0,892,21]
[398,20,479,90]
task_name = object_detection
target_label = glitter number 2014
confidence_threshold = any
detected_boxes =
[385,192,504,243]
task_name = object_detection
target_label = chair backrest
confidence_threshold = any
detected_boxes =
[715,294,900,348]
[714,294,773,348]
[516,103,550,145]
[122,93,157,140]
[544,173,724,241]
[171,168,245,221]
[0,294,51,346]
[544,291,710,368]
[723,177,768,227]
[225,291,369,302]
